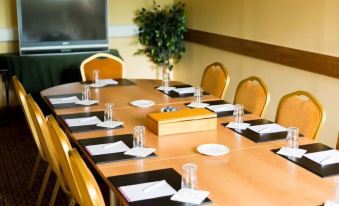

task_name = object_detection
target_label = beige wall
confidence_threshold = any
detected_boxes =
[175,0,339,146]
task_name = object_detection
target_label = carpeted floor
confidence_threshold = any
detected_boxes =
[0,108,68,206]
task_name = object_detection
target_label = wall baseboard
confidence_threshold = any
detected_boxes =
[0,24,138,42]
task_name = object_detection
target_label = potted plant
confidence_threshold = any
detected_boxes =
[134,1,187,79]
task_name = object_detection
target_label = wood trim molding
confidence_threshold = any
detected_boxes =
[185,29,339,79]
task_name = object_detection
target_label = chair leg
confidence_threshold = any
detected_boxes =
[27,154,42,190]
[49,180,60,206]
[36,165,51,206]
[68,198,75,206]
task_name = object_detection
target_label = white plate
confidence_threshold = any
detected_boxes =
[197,144,229,156]
[130,100,155,108]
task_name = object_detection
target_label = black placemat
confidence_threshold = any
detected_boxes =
[221,119,287,142]
[81,78,136,87]
[78,134,157,164]
[272,143,339,178]
[59,111,123,133]
[109,168,212,206]
[45,93,96,109]
[156,84,209,98]
[185,100,251,118]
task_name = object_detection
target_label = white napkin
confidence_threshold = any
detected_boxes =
[276,147,307,158]
[248,123,287,134]
[90,79,118,88]
[96,121,124,129]
[325,201,339,206]
[124,147,156,157]
[75,100,99,106]
[206,104,235,112]
[304,150,339,165]
[119,180,176,202]
[171,188,210,205]
[187,102,209,108]
[65,116,102,127]
[86,141,130,156]
[173,87,195,94]
[226,122,251,130]
[156,86,176,91]
[49,96,79,104]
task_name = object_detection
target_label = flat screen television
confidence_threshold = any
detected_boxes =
[17,0,109,55]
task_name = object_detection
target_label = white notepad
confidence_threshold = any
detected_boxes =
[187,102,209,108]
[96,121,124,129]
[65,116,102,127]
[248,123,287,134]
[173,87,195,94]
[206,104,235,112]
[119,180,176,202]
[90,79,118,88]
[49,96,79,105]
[325,200,339,206]
[304,150,339,165]
[276,147,307,158]
[86,141,130,156]
[226,122,251,130]
[156,86,176,91]
[171,188,210,205]
[124,147,156,157]
[75,100,99,106]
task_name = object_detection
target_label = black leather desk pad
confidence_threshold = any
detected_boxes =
[81,78,136,87]
[79,134,157,164]
[222,119,287,142]
[156,84,209,98]
[109,168,212,206]
[272,143,339,177]
[45,93,96,109]
[185,100,251,118]
[59,111,123,133]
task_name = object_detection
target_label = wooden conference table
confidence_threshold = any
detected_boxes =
[41,79,335,206]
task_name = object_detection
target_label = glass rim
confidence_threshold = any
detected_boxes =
[183,163,197,170]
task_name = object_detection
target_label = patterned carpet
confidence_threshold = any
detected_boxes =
[0,108,68,206]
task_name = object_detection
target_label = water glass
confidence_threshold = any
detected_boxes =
[181,163,197,190]
[286,127,299,148]
[93,70,100,84]
[334,177,339,202]
[81,84,91,101]
[133,126,145,148]
[194,87,203,103]
[162,72,170,89]
[104,103,114,122]
[233,104,244,124]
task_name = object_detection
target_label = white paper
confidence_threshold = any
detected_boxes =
[206,104,235,112]
[248,123,287,134]
[276,147,307,158]
[119,180,176,202]
[96,121,124,129]
[171,188,210,205]
[86,141,130,156]
[226,122,251,130]
[325,201,339,206]
[173,87,195,94]
[65,116,102,127]
[49,96,79,105]
[187,102,210,108]
[124,147,156,157]
[156,86,176,91]
[304,150,339,165]
[75,100,99,106]
[90,79,118,88]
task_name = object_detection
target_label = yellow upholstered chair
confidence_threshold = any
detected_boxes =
[275,91,325,140]
[200,62,230,99]
[80,53,124,81]
[234,76,270,117]
[12,76,45,190]
[69,148,105,206]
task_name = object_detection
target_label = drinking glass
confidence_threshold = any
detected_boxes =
[81,84,91,101]
[93,70,100,85]
[286,127,299,148]
[181,163,197,190]
[104,103,114,122]
[194,87,203,103]
[233,104,244,124]
[133,126,145,148]
[162,72,170,90]
[334,177,339,202]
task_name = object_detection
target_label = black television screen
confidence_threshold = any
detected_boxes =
[17,0,108,55]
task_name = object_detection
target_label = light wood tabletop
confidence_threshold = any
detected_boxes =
[41,79,336,206]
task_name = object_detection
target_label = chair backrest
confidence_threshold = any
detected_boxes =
[69,148,105,206]
[46,115,81,204]
[275,91,325,140]
[200,62,230,99]
[80,53,124,81]
[12,76,46,160]
[234,76,270,117]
